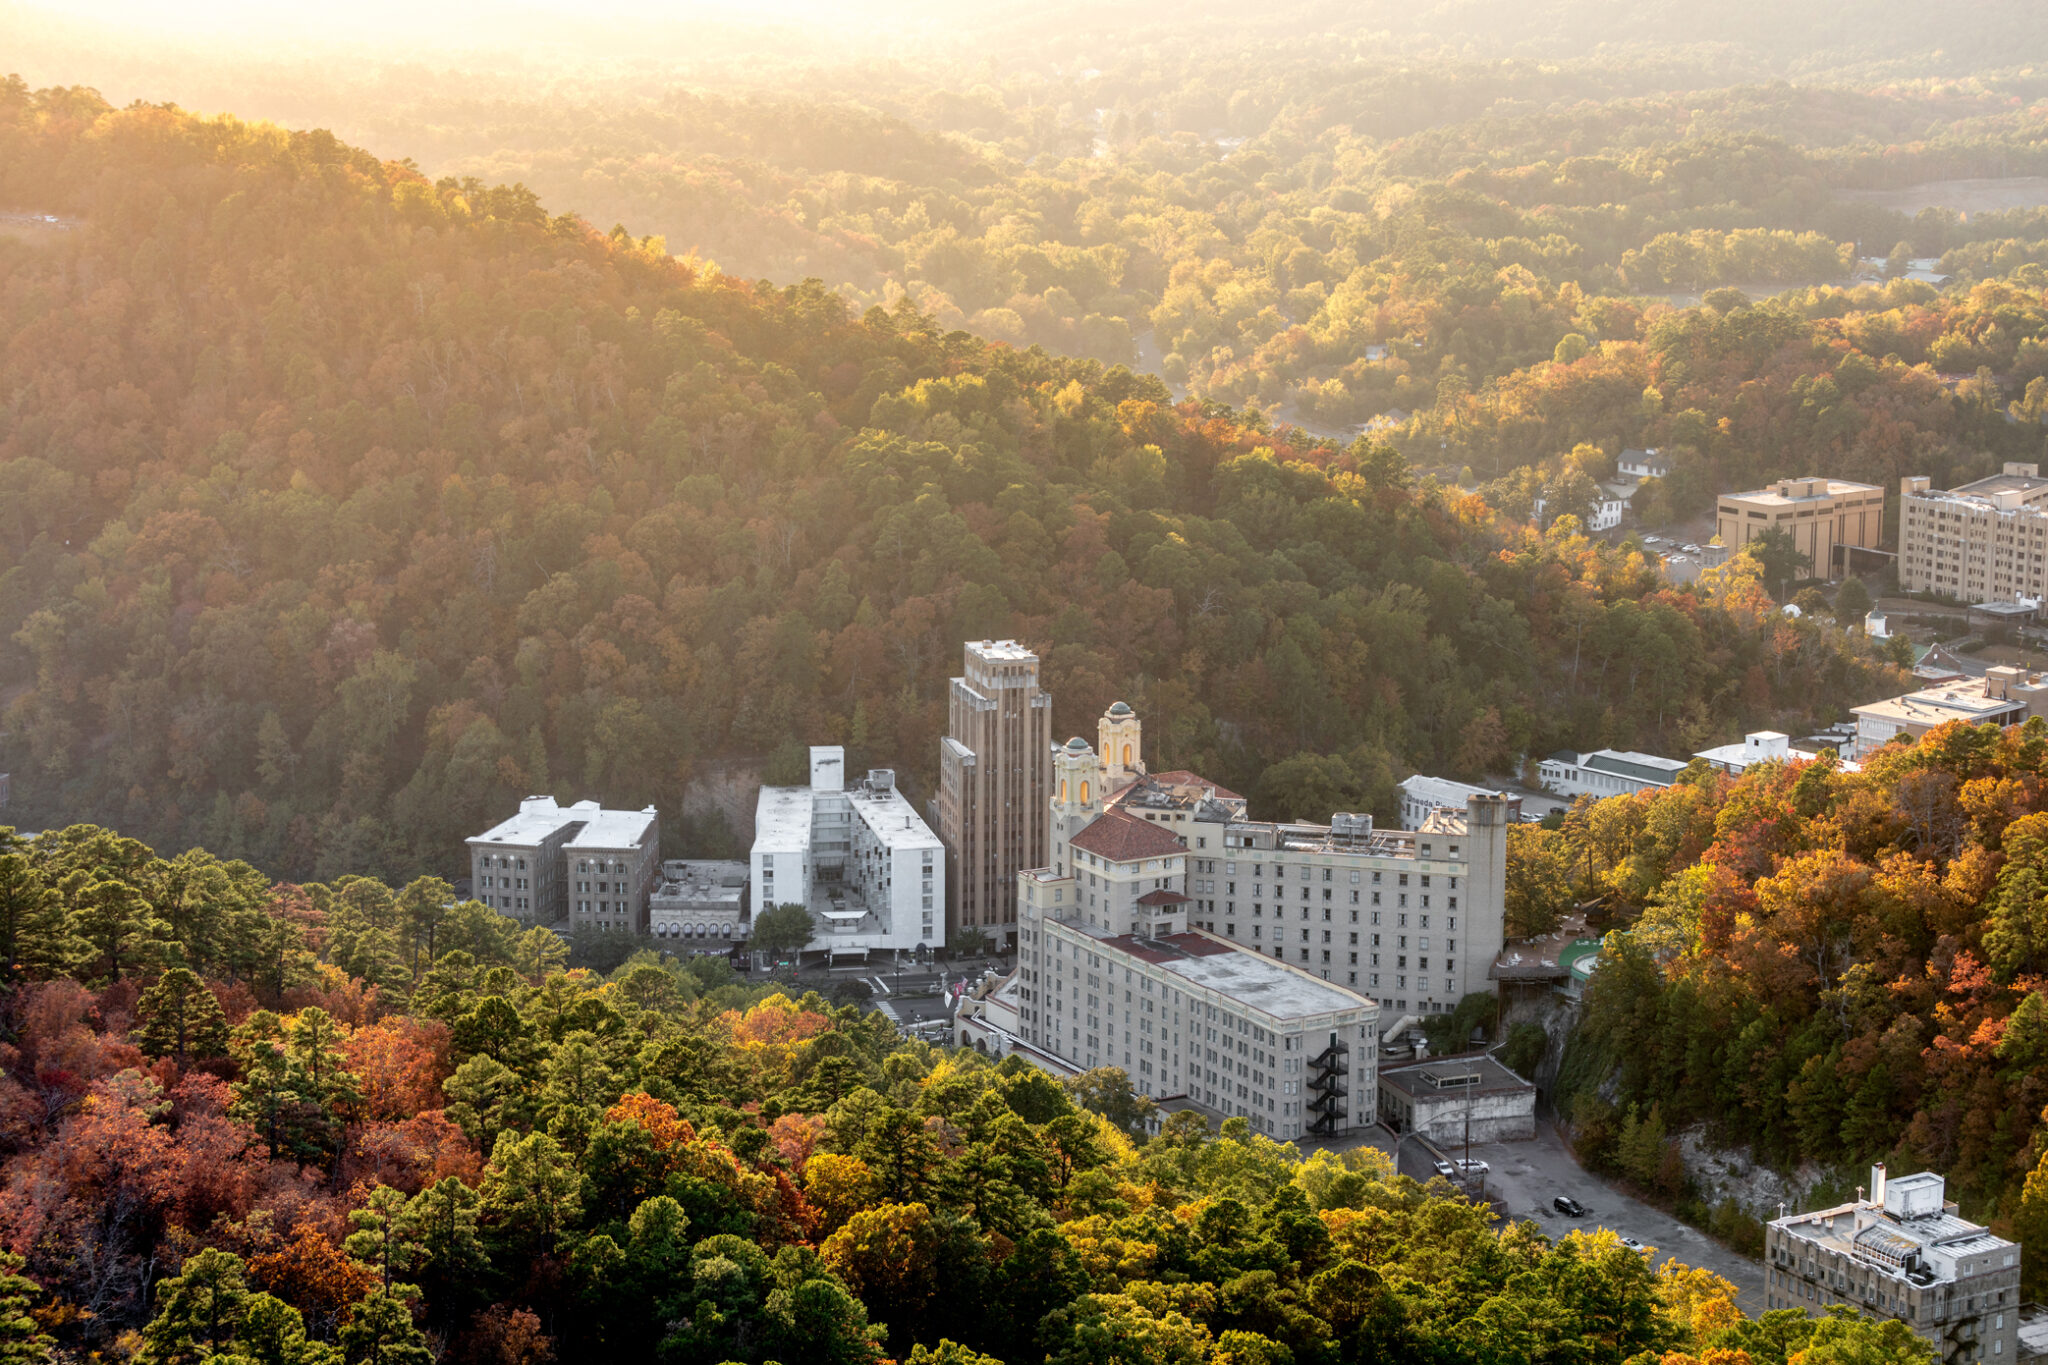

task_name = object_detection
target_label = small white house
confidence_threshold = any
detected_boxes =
[1618,448,1671,481]
[1539,749,1689,799]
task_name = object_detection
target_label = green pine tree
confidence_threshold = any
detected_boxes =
[337,1290,433,1365]
[135,1248,251,1365]
[134,967,231,1062]
[0,1252,54,1365]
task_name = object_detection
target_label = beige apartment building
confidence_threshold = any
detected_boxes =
[1716,476,1885,574]
[1012,737,1380,1140]
[937,640,1053,948]
[1899,463,2048,601]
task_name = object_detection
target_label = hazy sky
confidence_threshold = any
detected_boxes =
[6,0,997,51]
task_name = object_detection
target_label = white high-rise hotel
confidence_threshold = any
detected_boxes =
[1009,698,1512,1140]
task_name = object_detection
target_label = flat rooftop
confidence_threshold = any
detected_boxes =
[1953,471,2048,498]
[564,807,657,850]
[470,797,653,849]
[652,860,747,904]
[755,786,815,850]
[1723,478,1882,505]
[846,780,945,850]
[1775,1199,2010,1284]
[1380,1054,1535,1102]
[966,639,1038,662]
[1063,924,1374,1022]
[1216,814,1455,859]
[1855,684,2023,724]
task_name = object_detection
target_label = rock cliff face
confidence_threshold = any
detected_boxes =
[681,760,764,843]
[1500,990,1579,1098]
[1671,1126,1833,1219]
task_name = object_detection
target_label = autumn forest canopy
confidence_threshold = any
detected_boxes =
[10,2,2048,1360]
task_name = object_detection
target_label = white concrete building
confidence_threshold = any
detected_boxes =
[1395,775,1520,831]
[1850,666,2048,758]
[1008,737,1379,1140]
[1538,749,1690,799]
[649,860,748,947]
[1694,731,1861,776]
[1377,1054,1537,1144]
[467,797,660,931]
[752,746,944,960]
[1765,1166,2022,1363]
[1185,797,1511,1022]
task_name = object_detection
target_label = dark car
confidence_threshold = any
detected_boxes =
[1553,1196,1586,1217]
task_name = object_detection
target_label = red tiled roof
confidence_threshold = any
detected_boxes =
[1143,770,1244,801]
[1069,809,1188,862]
[1099,931,1235,964]
[1137,888,1191,906]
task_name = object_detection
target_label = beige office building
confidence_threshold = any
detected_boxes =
[1899,463,2048,601]
[1716,476,1885,574]
[937,640,1053,948]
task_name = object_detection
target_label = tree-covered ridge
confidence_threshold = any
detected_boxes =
[0,820,1936,1365]
[1550,719,2048,1296]
[0,84,1903,884]
[126,45,2048,442]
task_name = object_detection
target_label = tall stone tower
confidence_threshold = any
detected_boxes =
[1456,793,1512,995]
[936,640,1052,949]
[1097,701,1143,790]
[1050,736,1105,874]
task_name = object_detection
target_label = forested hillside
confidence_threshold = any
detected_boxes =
[0,819,1937,1364]
[1530,720,2048,1295]
[24,3,2048,468]
[0,83,1903,884]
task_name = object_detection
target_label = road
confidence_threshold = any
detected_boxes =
[1323,1121,1765,1311]
[746,954,1011,1033]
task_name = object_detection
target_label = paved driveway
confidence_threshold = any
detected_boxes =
[1314,1121,1764,1311]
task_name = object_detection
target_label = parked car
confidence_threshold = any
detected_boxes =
[1554,1196,1586,1217]
[1455,1158,1490,1175]
[1619,1236,1645,1251]
[1432,1158,1456,1177]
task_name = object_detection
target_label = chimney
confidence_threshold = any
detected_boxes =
[1871,1162,1887,1207]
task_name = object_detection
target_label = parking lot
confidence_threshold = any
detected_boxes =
[1333,1121,1765,1310]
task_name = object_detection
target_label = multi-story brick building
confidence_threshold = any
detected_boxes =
[936,640,1053,949]
[468,797,660,932]
[1765,1166,2022,1362]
